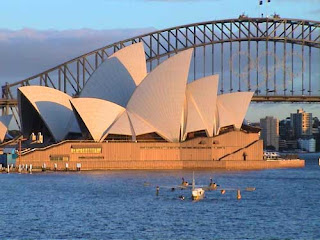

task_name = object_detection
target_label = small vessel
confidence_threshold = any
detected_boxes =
[192,187,205,201]
[263,151,281,160]
[208,178,218,190]
[191,172,205,201]
[181,177,189,187]
[154,173,255,201]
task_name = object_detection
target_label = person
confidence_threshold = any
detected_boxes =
[243,152,247,161]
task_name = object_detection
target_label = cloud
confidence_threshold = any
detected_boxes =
[0,27,155,85]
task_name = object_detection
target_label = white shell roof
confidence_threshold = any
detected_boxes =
[0,121,7,142]
[184,75,219,138]
[103,111,134,139]
[0,115,13,142]
[80,43,147,107]
[183,94,206,139]
[18,86,78,142]
[127,49,193,142]
[127,111,156,136]
[111,42,147,86]
[70,98,125,142]
[17,42,254,144]
[216,92,254,134]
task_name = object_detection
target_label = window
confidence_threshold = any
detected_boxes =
[78,156,104,159]
[50,155,69,161]
[71,147,102,154]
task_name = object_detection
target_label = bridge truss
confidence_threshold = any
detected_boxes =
[2,17,320,128]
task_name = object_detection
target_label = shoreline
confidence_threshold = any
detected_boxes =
[3,159,305,173]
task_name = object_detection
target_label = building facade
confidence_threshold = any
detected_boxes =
[298,138,316,152]
[291,109,312,138]
[9,43,306,170]
[260,116,279,150]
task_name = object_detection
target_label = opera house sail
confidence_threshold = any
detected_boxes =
[14,42,285,170]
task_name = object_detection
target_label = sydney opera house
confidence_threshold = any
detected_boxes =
[10,43,303,170]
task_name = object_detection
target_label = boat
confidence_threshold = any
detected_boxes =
[208,178,218,190]
[181,177,189,187]
[191,187,205,200]
[263,151,281,160]
[191,172,205,201]
[153,172,255,201]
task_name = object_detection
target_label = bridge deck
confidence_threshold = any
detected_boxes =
[1,96,320,109]
[252,96,320,103]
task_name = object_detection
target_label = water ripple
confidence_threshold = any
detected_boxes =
[0,158,320,239]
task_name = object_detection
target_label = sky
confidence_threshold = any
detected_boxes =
[1,0,320,122]
[1,0,319,30]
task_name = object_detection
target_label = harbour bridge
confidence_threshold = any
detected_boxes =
[1,16,320,129]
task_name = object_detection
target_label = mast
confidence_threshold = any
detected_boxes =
[192,171,195,190]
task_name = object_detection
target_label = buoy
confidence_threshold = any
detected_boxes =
[29,164,32,174]
[318,157,320,166]
[156,186,160,196]
[54,163,57,171]
[65,163,69,171]
[237,189,241,200]
[18,165,22,174]
[6,165,9,174]
[221,189,226,195]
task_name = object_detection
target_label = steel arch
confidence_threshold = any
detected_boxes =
[1,17,320,127]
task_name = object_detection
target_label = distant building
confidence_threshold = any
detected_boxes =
[298,138,316,152]
[291,109,312,138]
[260,116,279,150]
[312,128,319,135]
[313,117,320,128]
[279,118,294,140]
[279,139,298,151]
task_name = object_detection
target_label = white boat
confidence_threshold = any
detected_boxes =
[192,188,205,201]
[263,151,281,160]
[191,172,205,201]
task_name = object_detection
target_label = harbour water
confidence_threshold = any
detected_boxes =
[1,154,320,239]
